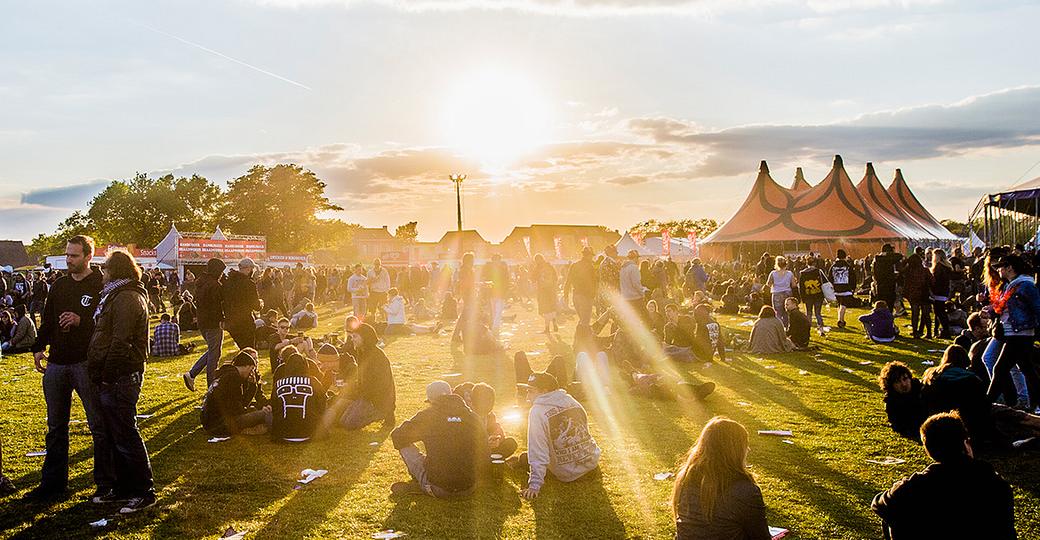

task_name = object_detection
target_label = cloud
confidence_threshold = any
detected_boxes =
[20,180,109,210]
[628,85,1040,177]
[605,175,650,186]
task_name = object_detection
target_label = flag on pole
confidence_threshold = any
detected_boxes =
[581,236,589,248]
[687,232,698,256]
[554,236,564,260]
[661,230,671,256]
[523,236,532,257]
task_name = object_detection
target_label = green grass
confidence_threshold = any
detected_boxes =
[2,301,1039,539]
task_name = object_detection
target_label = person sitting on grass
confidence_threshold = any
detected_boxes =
[150,313,191,357]
[339,322,396,430]
[662,303,696,362]
[784,297,812,350]
[954,312,988,358]
[719,286,741,315]
[921,345,994,446]
[691,304,726,362]
[470,382,518,460]
[871,412,1015,540]
[176,291,197,331]
[390,380,487,498]
[290,302,318,329]
[858,300,898,343]
[878,361,927,441]
[1,304,36,354]
[672,416,771,540]
[382,287,441,336]
[271,352,327,443]
[200,349,272,437]
[748,306,794,354]
[515,372,601,500]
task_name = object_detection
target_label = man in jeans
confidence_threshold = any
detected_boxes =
[183,258,225,392]
[27,235,112,502]
[88,249,155,513]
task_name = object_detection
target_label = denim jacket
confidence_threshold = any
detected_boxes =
[999,275,1040,334]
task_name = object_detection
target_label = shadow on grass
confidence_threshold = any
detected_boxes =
[382,475,524,539]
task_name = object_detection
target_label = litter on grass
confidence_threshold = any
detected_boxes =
[764,365,776,369]
[858,361,872,365]
[866,457,907,465]
[135,414,154,419]
[89,518,109,528]
[922,360,936,366]
[372,530,407,539]
[758,430,793,437]
[26,451,47,457]
[738,320,756,327]
[222,527,247,539]
[653,472,675,481]
[770,526,789,539]
[798,370,809,375]
[490,454,503,460]
[369,442,380,446]
[737,401,751,407]
[440,373,462,378]
[781,439,794,445]
[526,351,541,356]
[207,437,231,443]
[299,469,328,484]
[841,368,855,373]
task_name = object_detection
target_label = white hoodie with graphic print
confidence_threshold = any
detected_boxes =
[527,389,601,491]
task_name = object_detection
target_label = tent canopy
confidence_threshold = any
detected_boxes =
[856,163,936,240]
[790,167,812,193]
[887,169,958,240]
[615,232,654,256]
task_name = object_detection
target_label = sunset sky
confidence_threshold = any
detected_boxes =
[3,0,1040,242]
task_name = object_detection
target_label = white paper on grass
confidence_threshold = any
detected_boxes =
[490,454,503,460]
[89,518,109,528]
[372,530,407,539]
[781,439,794,445]
[207,437,231,443]
[440,373,462,378]
[858,361,871,365]
[526,351,541,356]
[26,451,47,457]
[922,361,935,366]
[841,368,855,373]
[299,469,328,484]
[737,401,751,407]
[865,457,906,465]
[136,414,154,419]
[738,320,756,327]
[769,526,789,539]
[798,370,809,375]
[653,472,674,481]
[758,430,793,437]
[222,526,247,539]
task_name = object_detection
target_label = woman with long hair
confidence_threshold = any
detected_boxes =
[985,253,1040,409]
[672,417,770,540]
[765,256,794,327]
[930,249,954,339]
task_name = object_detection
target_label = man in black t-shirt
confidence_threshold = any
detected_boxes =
[27,235,113,502]
[828,249,858,329]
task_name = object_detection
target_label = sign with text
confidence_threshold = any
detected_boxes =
[177,238,266,262]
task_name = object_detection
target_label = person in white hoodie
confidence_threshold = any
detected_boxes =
[619,250,648,321]
[517,371,601,499]
[382,288,439,335]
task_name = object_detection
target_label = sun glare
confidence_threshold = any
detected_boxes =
[439,68,551,170]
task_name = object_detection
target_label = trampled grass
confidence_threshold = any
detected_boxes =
[2,301,1039,539]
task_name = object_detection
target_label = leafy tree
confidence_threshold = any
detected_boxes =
[395,221,419,243]
[629,218,720,239]
[222,164,344,252]
[940,219,968,237]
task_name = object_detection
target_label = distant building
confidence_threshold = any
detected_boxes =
[499,224,620,262]
[353,226,407,264]
[0,240,33,269]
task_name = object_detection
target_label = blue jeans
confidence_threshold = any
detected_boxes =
[771,291,792,327]
[189,328,224,389]
[804,298,824,327]
[41,362,114,492]
[97,372,154,497]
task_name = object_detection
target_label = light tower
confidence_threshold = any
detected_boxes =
[450,173,467,232]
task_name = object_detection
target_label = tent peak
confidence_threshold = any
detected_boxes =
[833,154,843,167]
[795,167,804,179]
[894,168,905,182]
[865,162,876,176]
[759,160,769,173]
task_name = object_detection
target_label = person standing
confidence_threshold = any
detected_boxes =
[222,257,261,349]
[797,256,828,335]
[183,258,225,392]
[930,249,954,340]
[828,249,858,329]
[27,235,112,502]
[620,250,648,321]
[765,256,795,328]
[367,258,391,322]
[986,254,1040,407]
[87,249,155,513]
[872,243,903,312]
[483,253,510,334]
[532,254,559,334]
[347,264,369,319]
[564,247,597,326]
[901,250,934,339]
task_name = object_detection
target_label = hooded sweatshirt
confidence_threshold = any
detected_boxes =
[271,362,326,441]
[343,324,396,417]
[619,260,645,301]
[201,364,269,436]
[391,393,487,493]
[526,389,601,491]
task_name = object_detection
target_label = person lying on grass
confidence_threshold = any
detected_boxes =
[514,372,601,500]
[784,297,812,350]
[858,300,898,343]
[672,416,771,540]
[390,381,487,498]
[871,412,1015,540]
[271,351,327,443]
[200,349,272,437]
[338,322,397,430]
[879,361,927,442]
[748,306,794,354]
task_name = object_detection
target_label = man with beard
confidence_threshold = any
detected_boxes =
[27,235,112,502]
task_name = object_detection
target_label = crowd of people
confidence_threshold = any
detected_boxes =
[2,233,1035,538]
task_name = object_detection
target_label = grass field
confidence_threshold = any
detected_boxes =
[2,300,1039,539]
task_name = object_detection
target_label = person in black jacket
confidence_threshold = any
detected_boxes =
[222,257,261,349]
[872,412,1015,539]
[339,323,396,430]
[201,349,271,437]
[828,249,858,328]
[390,380,487,498]
[672,416,770,540]
[784,297,812,350]
[871,244,902,313]
[87,249,155,514]
[564,247,597,326]
[271,352,326,442]
[27,235,114,502]
[183,258,225,392]
[921,345,994,446]
[878,361,927,441]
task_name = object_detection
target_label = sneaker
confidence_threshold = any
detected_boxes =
[182,372,195,392]
[90,488,129,504]
[119,493,156,514]
[390,480,422,496]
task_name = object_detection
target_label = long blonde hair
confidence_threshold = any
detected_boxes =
[672,417,754,522]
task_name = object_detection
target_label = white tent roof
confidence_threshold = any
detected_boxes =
[962,230,985,252]
[642,236,698,259]
[615,232,654,256]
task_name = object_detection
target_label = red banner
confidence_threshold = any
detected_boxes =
[553,237,563,259]
[267,253,309,264]
[177,238,266,262]
[687,232,698,256]
[661,231,671,256]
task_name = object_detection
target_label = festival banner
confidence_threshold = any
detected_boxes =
[177,238,266,262]
[553,236,564,259]
[688,232,698,256]
[661,230,671,256]
[522,236,532,257]
[581,236,590,248]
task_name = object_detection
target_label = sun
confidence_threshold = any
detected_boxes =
[439,68,551,170]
